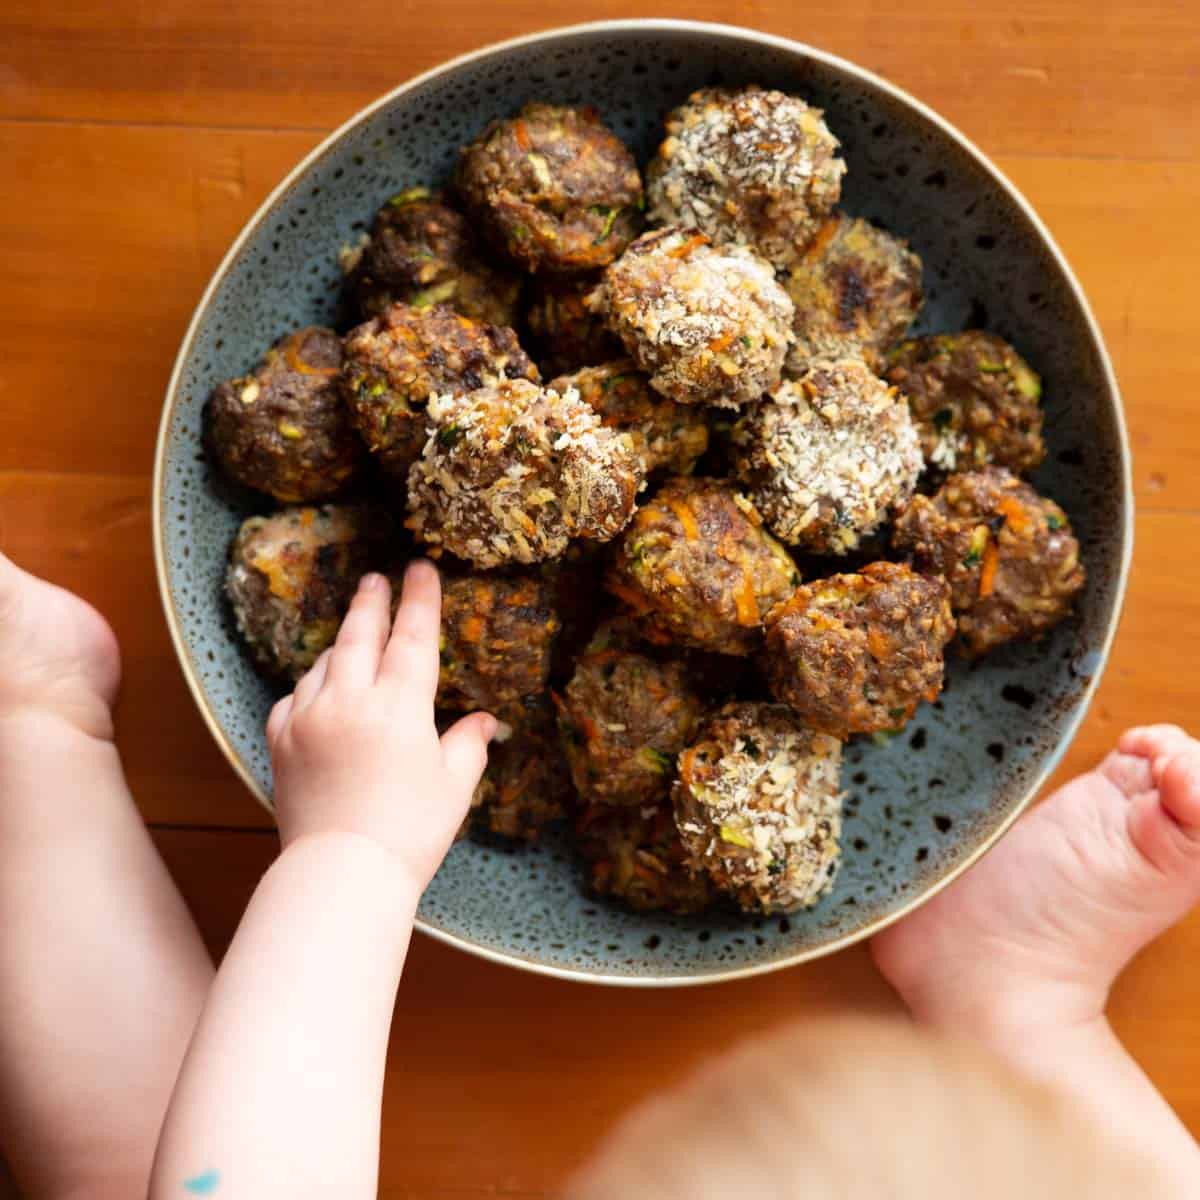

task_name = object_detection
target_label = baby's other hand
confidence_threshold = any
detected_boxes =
[267,563,496,894]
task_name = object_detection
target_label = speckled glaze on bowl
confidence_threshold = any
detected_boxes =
[154,20,1131,986]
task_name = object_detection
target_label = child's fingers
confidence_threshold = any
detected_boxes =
[440,711,499,798]
[266,694,293,747]
[292,648,332,712]
[326,573,392,691]
[380,560,442,700]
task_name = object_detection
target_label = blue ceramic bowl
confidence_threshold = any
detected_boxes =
[154,20,1131,985]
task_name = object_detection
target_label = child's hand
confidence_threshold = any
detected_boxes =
[266,562,496,894]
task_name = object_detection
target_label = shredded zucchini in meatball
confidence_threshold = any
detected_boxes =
[340,186,522,327]
[455,102,643,275]
[647,86,845,269]
[342,302,538,479]
[225,505,383,681]
[893,467,1084,658]
[550,359,709,476]
[674,702,843,914]
[784,213,923,372]
[885,332,1045,475]
[763,562,954,737]
[207,326,362,503]
[576,799,716,915]
[406,378,644,567]
[607,477,799,656]
[732,359,922,555]
[556,619,705,807]
[589,226,794,409]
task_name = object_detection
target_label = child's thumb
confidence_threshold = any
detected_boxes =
[440,711,499,800]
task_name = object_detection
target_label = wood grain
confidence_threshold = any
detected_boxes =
[0,4,1198,1193]
[2,2,1197,162]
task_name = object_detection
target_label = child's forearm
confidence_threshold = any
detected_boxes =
[0,714,214,1198]
[150,831,419,1200]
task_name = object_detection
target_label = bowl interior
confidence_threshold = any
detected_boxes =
[158,22,1128,984]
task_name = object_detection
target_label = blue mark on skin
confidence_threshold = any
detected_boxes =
[184,1169,221,1194]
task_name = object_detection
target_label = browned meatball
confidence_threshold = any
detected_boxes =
[225,505,382,681]
[550,360,709,476]
[575,799,715,915]
[674,702,843,914]
[536,540,608,680]
[885,332,1045,475]
[590,226,794,408]
[455,103,643,275]
[432,573,559,717]
[340,187,521,327]
[555,620,705,807]
[892,467,1085,659]
[341,302,538,479]
[406,379,644,568]
[206,327,362,503]
[731,360,922,555]
[762,562,954,737]
[466,697,572,843]
[606,477,799,656]
[522,273,622,376]
[784,213,923,372]
[647,87,845,269]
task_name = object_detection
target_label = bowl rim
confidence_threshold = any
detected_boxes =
[153,17,1133,988]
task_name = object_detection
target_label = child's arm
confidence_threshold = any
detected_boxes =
[150,564,495,1200]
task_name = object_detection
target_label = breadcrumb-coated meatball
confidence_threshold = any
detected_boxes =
[434,573,560,716]
[674,702,843,914]
[555,620,705,807]
[885,332,1045,475]
[467,697,572,842]
[647,86,846,269]
[784,213,923,372]
[893,467,1085,659]
[406,378,644,568]
[523,273,622,376]
[207,327,362,503]
[226,505,381,681]
[341,302,538,479]
[589,226,794,409]
[762,562,953,737]
[339,187,521,327]
[550,360,709,476]
[575,799,716,915]
[732,359,922,555]
[606,477,799,656]
[455,103,643,275]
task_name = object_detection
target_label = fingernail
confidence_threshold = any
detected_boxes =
[360,572,383,592]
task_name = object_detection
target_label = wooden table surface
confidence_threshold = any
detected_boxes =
[3,2,1199,1193]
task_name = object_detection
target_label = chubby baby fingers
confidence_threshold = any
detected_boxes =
[380,560,442,701]
[440,710,500,800]
[266,693,293,747]
[326,573,393,691]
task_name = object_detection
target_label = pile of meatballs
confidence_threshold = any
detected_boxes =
[209,88,1086,918]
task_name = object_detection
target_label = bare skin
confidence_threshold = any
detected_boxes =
[872,725,1200,1188]
[150,565,496,1200]
[0,553,214,1200]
